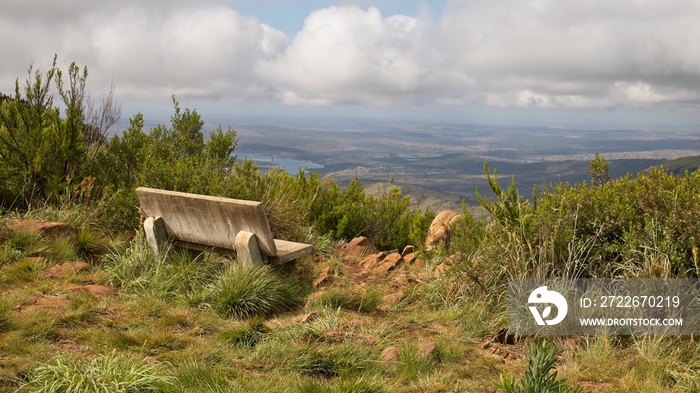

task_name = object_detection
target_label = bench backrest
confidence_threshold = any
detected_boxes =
[135,187,277,256]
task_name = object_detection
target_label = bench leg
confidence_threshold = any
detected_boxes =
[234,231,264,267]
[144,216,167,254]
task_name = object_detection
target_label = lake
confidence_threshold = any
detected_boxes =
[240,153,324,172]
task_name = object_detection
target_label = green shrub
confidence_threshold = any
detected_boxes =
[210,263,306,319]
[311,178,434,250]
[19,351,175,393]
[497,341,584,393]
[90,98,238,230]
[0,57,119,208]
[450,159,700,300]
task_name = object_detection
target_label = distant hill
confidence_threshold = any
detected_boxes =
[648,155,700,175]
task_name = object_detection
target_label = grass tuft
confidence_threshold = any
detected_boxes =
[210,263,306,319]
[0,257,46,284]
[175,359,229,392]
[19,351,175,393]
[315,285,383,313]
[105,236,223,301]
[0,299,14,333]
[295,376,387,393]
[1,230,46,263]
[218,317,270,348]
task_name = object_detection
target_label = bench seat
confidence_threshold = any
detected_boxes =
[135,187,315,266]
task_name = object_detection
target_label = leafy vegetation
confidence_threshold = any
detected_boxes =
[0,56,119,207]
[19,351,175,393]
[498,341,583,393]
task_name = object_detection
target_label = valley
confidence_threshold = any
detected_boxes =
[229,120,700,211]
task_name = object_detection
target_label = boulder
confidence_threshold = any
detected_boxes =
[425,211,460,251]
[1,220,74,239]
[335,236,379,257]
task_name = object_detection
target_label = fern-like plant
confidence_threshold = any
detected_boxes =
[497,341,585,393]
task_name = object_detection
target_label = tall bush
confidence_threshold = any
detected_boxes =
[0,56,119,207]
[90,97,238,229]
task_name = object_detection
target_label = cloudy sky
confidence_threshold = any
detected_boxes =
[2,0,700,129]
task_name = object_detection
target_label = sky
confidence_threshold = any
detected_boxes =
[2,0,700,129]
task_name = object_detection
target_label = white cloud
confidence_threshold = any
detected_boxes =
[1,0,700,112]
[257,6,432,106]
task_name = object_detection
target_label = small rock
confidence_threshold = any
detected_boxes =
[14,295,69,313]
[41,262,91,279]
[359,252,385,270]
[434,263,448,278]
[381,291,406,306]
[67,284,116,298]
[380,346,401,370]
[390,275,410,289]
[312,266,335,289]
[402,252,416,264]
[373,252,403,275]
[425,211,461,251]
[401,245,415,256]
[419,340,438,359]
[335,236,379,257]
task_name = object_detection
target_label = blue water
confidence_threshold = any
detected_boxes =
[241,153,324,172]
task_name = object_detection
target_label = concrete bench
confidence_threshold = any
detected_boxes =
[135,187,315,266]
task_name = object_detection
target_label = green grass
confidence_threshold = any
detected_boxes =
[0,299,13,333]
[295,376,387,393]
[105,236,224,301]
[314,285,383,313]
[218,317,270,349]
[174,358,230,392]
[1,230,46,263]
[210,263,307,319]
[0,256,46,284]
[18,351,176,393]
